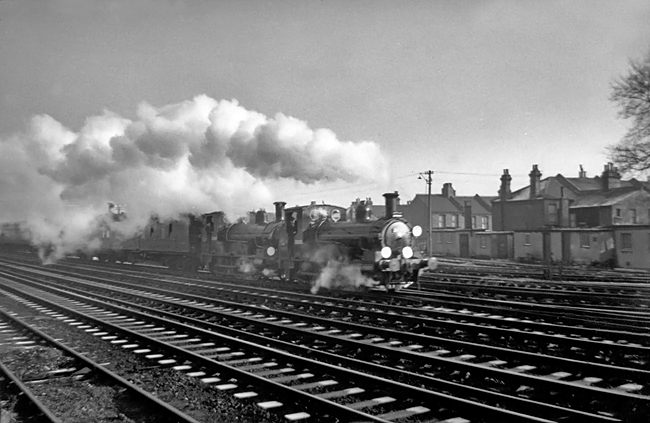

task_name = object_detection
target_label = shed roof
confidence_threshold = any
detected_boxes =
[570,188,645,209]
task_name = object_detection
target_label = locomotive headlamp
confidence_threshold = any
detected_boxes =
[266,246,276,257]
[402,246,413,259]
[412,226,422,237]
[381,246,392,259]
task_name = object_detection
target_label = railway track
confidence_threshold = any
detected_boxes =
[0,303,202,423]
[0,270,521,423]
[3,255,648,333]
[1,261,649,421]
[432,259,650,283]
[6,253,650,327]
[417,274,650,309]
[6,251,650,311]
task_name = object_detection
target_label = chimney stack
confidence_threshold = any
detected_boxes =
[601,162,621,190]
[529,164,542,199]
[383,191,399,218]
[441,183,456,198]
[499,169,512,200]
[273,201,286,223]
[579,165,587,178]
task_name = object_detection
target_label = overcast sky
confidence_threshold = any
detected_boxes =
[2,0,650,209]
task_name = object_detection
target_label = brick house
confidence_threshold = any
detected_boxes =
[493,163,650,231]
[400,183,494,232]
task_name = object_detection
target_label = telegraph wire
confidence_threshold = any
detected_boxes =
[278,169,525,200]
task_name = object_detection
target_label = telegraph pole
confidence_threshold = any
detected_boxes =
[419,170,434,257]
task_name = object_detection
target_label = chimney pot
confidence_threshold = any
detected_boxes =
[529,164,542,199]
[500,169,512,199]
[442,183,455,198]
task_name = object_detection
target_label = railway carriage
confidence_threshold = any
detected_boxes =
[0,222,32,252]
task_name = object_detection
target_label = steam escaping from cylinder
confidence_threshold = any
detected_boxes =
[310,261,379,294]
[0,95,389,261]
[308,244,379,294]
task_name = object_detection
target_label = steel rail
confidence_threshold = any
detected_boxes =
[1,269,640,422]
[3,262,650,383]
[0,308,202,423]
[3,256,648,330]
[0,272,555,423]
[18,261,648,360]
[3,258,648,334]
[0,359,63,423]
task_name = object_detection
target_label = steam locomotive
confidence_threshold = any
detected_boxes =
[200,192,437,291]
[0,192,437,292]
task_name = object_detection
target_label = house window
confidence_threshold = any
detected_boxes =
[481,216,488,230]
[631,209,637,224]
[149,227,154,237]
[446,232,453,244]
[168,223,173,236]
[524,233,531,245]
[570,213,577,228]
[580,233,590,248]
[472,216,476,229]
[438,215,445,228]
[616,208,622,217]
[621,233,632,250]
[479,236,487,249]
[547,203,558,225]
[450,214,458,228]
[436,232,442,244]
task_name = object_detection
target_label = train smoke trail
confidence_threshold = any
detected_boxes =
[0,95,388,261]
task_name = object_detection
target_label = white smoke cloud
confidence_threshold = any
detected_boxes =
[0,95,389,261]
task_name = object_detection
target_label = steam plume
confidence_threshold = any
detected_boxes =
[307,244,379,293]
[310,261,379,294]
[0,95,388,260]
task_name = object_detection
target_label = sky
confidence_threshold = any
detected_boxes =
[2,0,650,213]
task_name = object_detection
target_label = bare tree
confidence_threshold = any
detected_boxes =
[608,51,650,173]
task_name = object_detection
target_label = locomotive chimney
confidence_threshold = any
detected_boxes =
[273,202,286,222]
[248,211,256,224]
[383,191,399,218]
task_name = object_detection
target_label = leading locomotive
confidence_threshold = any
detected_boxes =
[202,192,437,291]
